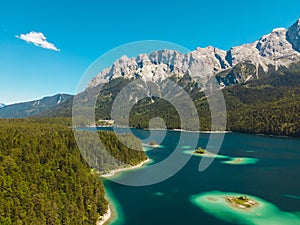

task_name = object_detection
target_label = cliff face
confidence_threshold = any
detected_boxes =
[287,19,300,52]
[87,19,300,89]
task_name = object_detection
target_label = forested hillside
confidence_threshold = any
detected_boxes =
[225,68,300,136]
[129,65,300,136]
[75,130,147,173]
[36,63,300,137]
[0,118,147,224]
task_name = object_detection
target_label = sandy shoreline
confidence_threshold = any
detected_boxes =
[96,158,150,224]
[77,125,231,134]
[172,129,231,133]
[97,206,111,225]
[100,158,150,178]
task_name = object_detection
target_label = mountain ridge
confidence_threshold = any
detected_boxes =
[87,19,300,88]
[0,94,73,118]
[4,20,300,137]
[35,61,300,137]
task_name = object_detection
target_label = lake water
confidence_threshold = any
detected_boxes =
[95,128,300,225]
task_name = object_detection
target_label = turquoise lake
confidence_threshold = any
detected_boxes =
[94,128,300,225]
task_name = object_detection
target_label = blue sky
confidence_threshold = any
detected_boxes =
[0,0,300,104]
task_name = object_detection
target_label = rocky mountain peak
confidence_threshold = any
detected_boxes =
[255,27,295,59]
[148,49,183,66]
[118,55,130,62]
[189,46,230,75]
[287,19,300,52]
[271,27,287,33]
[87,19,300,89]
[226,43,260,67]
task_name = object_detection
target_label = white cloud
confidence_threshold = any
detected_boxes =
[16,31,60,51]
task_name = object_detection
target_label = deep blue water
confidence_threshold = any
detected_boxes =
[91,127,300,225]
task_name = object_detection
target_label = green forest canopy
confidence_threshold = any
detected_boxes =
[0,118,146,225]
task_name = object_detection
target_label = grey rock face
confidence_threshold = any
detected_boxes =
[287,19,300,52]
[87,19,300,88]
[87,47,230,88]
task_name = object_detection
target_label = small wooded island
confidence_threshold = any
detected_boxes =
[194,147,206,154]
[224,195,258,210]
[193,147,216,157]
[149,140,158,146]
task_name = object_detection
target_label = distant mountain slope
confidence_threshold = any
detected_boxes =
[0,94,73,118]
[35,96,74,118]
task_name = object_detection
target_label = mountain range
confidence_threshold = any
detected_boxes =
[0,94,72,118]
[1,19,300,137]
[87,19,300,88]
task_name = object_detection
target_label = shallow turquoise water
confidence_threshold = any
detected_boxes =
[93,128,300,225]
[190,191,300,225]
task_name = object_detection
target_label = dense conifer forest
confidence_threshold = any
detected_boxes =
[0,118,147,224]
[127,68,300,137]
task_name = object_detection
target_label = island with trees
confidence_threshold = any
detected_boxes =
[149,140,158,147]
[224,195,258,210]
[193,147,217,157]
[193,147,206,155]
